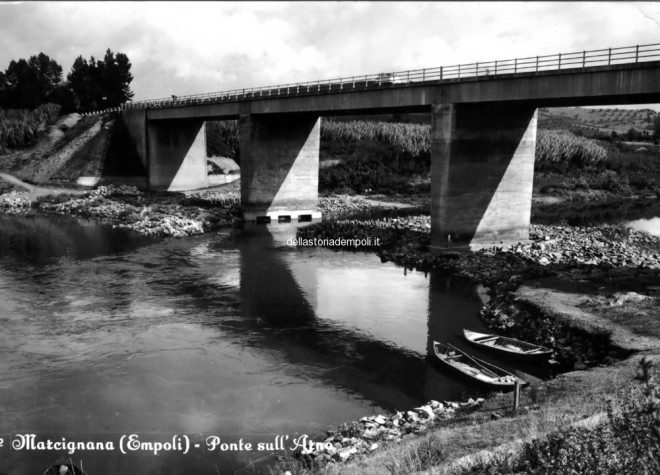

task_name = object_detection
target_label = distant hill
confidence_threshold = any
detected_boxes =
[539,107,657,135]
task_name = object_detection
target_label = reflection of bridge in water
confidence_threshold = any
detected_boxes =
[0,216,546,412]
[0,216,555,474]
[234,225,526,409]
[0,216,543,410]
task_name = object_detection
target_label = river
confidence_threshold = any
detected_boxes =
[0,214,534,474]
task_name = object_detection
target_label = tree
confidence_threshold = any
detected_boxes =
[67,49,134,112]
[0,49,134,113]
[1,53,62,109]
[0,70,5,105]
[67,55,100,111]
[98,49,134,107]
[654,114,660,140]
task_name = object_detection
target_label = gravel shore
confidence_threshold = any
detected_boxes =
[0,185,241,237]
[292,398,484,467]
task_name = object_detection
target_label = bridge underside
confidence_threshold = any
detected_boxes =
[121,61,660,250]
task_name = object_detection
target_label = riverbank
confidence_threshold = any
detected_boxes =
[330,352,659,474]
[0,177,241,237]
[286,194,659,473]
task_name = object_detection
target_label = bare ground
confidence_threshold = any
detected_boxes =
[516,282,660,352]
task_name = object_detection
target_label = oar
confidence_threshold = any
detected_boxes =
[447,343,497,376]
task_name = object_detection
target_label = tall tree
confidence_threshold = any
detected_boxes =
[98,49,134,107]
[66,49,134,112]
[0,70,5,105]
[1,53,62,109]
[67,55,100,111]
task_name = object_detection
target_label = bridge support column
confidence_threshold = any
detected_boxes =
[239,114,321,223]
[147,119,208,191]
[430,103,537,252]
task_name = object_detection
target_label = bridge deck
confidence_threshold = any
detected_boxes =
[143,60,660,120]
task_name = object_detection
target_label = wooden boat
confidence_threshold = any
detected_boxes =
[463,329,552,358]
[432,342,522,388]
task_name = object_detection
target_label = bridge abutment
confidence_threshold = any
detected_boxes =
[239,114,321,223]
[430,103,537,252]
[146,119,208,191]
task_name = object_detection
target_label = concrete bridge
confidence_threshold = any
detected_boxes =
[113,43,660,251]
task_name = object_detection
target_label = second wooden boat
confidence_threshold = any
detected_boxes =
[432,342,522,388]
[463,329,552,358]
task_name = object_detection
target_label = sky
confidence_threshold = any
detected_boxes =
[1,1,660,105]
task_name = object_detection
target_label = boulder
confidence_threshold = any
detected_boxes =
[361,428,379,440]
[405,411,420,422]
[429,400,444,410]
[415,405,435,420]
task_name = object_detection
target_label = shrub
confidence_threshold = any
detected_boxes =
[471,358,660,474]
[321,119,431,172]
[590,170,633,195]
[318,119,431,193]
[319,156,424,194]
[536,129,607,169]
[206,120,239,162]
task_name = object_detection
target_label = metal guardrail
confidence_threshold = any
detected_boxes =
[83,43,660,116]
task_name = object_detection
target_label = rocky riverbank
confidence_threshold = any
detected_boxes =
[0,184,241,237]
[287,397,484,469]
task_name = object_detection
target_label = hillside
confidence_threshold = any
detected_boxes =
[539,106,657,135]
[0,112,145,187]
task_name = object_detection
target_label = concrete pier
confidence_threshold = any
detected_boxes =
[147,119,208,191]
[430,103,537,251]
[239,114,321,222]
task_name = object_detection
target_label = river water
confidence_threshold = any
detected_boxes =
[0,214,532,474]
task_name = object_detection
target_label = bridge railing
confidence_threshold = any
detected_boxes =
[82,43,660,116]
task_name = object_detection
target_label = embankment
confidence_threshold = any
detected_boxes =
[0,182,240,237]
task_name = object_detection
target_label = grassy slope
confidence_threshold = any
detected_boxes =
[324,354,653,474]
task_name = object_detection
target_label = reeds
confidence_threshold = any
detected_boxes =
[0,103,61,152]
[536,129,607,168]
[322,119,431,165]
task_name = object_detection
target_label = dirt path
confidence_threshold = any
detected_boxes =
[0,173,33,191]
[0,172,85,199]
[26,117,102,183]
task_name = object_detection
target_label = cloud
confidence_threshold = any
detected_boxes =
[0,2,659,100]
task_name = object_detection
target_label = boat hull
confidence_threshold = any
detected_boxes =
[463,330,552,360]
[432,342,520,389]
